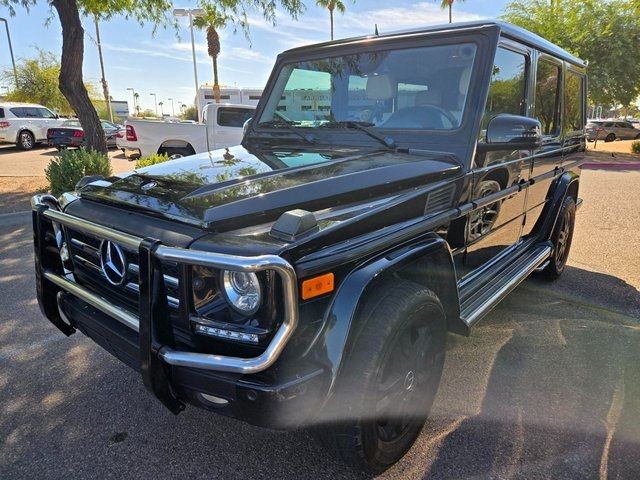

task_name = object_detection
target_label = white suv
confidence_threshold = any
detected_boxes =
[0,102,65,150]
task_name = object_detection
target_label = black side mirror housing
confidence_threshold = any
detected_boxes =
[481,114,542,151]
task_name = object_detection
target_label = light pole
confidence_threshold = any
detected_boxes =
[126,87,136,117]
[168,97,175,116]
[150,93,158,117]
[94,17,113,122]
[173,8,205,123]
[0,18,18,88]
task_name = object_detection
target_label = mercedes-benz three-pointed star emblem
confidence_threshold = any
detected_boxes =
[99,240,127,286]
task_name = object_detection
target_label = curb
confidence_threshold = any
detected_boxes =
[582,162,640,170]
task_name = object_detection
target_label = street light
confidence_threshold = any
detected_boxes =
[168,97,175,116]
[126,87,136,117]
[173,8,205,122]
[150,92,158,117]
[0,18,18,87]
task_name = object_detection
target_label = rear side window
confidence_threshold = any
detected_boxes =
[0,107,4,118]
[22,107,41,118]
[483,47,527,129]
[535,58,562,136]
[9,107,25,117]
[217,107,253,127]
[564,70,584,134]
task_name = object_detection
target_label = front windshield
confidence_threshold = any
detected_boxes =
[258,42,477,131]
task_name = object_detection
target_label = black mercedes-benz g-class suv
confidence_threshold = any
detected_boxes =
[31,21,585,473]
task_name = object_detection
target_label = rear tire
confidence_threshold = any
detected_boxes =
[540,196,576,281]
[605,133,616,142]
[158,146,194,159]
[17,130,35,150]
[316,280,446,474]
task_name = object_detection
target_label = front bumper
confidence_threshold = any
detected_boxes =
[31,195,321,425]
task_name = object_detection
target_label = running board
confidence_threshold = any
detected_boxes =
[459,243,552,329]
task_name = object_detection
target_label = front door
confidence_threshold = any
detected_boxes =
[462,45,530,274]
[522,55,563,237]
[213,107,254,149]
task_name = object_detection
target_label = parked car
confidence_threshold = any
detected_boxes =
[0,102,65,150]
[586,120,640,142]
[47,119,123,149]
[31,21,585,473]
[117,103,255,160]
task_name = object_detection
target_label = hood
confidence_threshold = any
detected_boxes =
[79,145,461,231]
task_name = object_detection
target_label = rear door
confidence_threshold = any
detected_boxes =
[562,66,586,167]
[212,107,254,149]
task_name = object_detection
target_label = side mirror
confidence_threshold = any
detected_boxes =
[483,114,541,150]
[243,117,252,137]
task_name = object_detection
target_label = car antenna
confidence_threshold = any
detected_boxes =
[374,24,379,36]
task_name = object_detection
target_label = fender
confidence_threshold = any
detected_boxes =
[308,233,461,401]
[533,169,580,240]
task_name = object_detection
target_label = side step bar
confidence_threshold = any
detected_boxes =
[459,243,552,329]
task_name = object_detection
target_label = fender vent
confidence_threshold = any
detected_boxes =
[424,185,455,216]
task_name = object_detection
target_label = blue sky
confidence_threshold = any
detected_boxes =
[0,1,509,112]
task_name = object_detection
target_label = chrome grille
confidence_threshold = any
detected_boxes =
[67,229,180,308]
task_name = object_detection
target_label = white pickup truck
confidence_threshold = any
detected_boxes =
[117,103,255,160]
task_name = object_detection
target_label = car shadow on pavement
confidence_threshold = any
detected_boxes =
[1,223,639,480]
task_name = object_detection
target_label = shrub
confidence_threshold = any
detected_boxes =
[45,148,112,196]
[135,152,170,169]
[631,140,640,154]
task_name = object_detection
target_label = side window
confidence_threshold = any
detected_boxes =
[10,107,24,117]
[535,58,561,136]
[217,108,254,127]
[37,108,56,119]
[564,70,584,135]
[483,47,528,130]
[0,108,4,118]
[23,107,41,118]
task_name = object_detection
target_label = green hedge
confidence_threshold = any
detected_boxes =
[135,152,170,169]
[631,140,640,154]
[45,148,112,196]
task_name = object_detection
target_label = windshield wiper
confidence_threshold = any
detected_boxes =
[257,120,315,144]
[324,120,396,150]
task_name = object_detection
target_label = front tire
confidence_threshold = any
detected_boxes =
[317,280,446,474]
[605,133,616,142]
[540,196,576,280]
[17,130,35,150]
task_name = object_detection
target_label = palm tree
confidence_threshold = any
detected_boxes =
[158,101,164,117]
[316,0,352,41]
[439,0,466,24]
[193,5,229,103]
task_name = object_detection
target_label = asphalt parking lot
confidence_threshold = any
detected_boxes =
[1,169,639,479]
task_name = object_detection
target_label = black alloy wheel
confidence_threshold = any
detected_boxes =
[317,280,446,473]
[540,196,576,280]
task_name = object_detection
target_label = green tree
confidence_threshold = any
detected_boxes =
[316,0,352,40]
[181,105,199,121]
[1,50,97,115]
[439,0,466,24]
[1,0,306,153]
[503,0,640,111]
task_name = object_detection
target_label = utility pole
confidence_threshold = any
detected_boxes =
[0,18,18,87]
[94,17,113,122]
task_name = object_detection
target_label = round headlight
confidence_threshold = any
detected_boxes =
[220,270,262,315]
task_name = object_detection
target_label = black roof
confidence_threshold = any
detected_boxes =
[282,20,586,67]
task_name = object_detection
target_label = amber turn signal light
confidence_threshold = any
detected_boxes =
[301,273,334,300]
